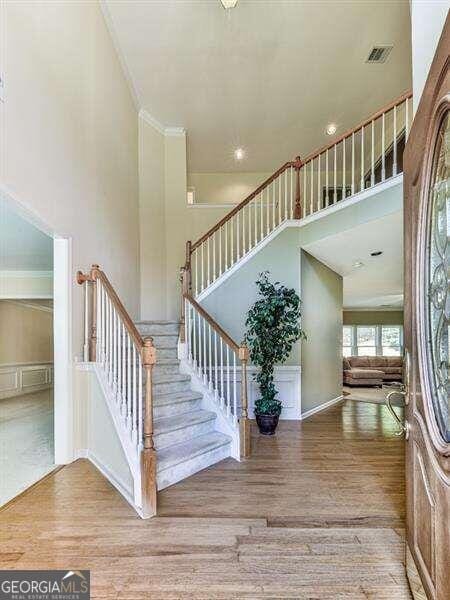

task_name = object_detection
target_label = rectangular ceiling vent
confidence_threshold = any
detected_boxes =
[366,45,393,64]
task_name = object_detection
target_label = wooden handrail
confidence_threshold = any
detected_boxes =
[302,90,412,165]
[78,265,145,353]
[184,293,241,353]
[190,161,295,251]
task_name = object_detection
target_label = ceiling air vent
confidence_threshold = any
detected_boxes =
[366,45,393,64]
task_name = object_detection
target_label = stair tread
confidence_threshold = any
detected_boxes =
[157,431,231,472]
[154,409,216,435]
[154,390,203,406]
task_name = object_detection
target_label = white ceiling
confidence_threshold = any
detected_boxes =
[103,0,412,172]
[303,211,403,310]
[0,201,53,271]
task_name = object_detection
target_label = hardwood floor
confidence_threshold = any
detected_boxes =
[0,400,411,599]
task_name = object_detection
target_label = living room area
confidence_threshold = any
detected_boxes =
[342,312,404,405]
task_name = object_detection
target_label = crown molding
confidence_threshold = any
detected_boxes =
[139,110,185,137]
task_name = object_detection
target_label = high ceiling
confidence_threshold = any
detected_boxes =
[103,0,412,172]
[303,211,403,310]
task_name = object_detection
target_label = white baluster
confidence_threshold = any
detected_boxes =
[310,161,313,213]
[208,323,212,390]
[325,150,329,207]
[248,203,252,249]
[122,322,126,415]
[138,355,143,451]
[317,153,321,212]
[304,163,308,212]
[278,176,282,224]
[260,193,263,242]
[214,330,218,402]
[393,105,397,176]
[219,227,222,276]
[127,333,131,431]
[351,132,355,195]
[242,205,246,255]
[117,311,121,401]
[360,126,365,191]
[253,201,257,247]
[83,281,89,362]
[290,167,294,219]
[233,352,237,424]
[284,169,288,221]
[201,242,204,292]
[236,211,240,260]
[371,120,375,186]
[266,187,270,235]
[207,237,211,286]
[342,139,346,199]
[193,307,197,370]
[381,112,386,181]
[220,338,224,408]
[272,182,275,230]
[195,251,199,296]
[226,346,230,417]
[202,317,207,384]
[132,344,137,444]
[225,221,228,270]
[109,299,113,385]
[333,145,337,203]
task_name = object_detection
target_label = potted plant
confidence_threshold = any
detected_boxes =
[244,272,306,435]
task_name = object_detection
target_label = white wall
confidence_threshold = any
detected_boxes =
[0,1,140,461]
[411,1,449,112]
[188,172,271,205]
[0,1,140,353]
[300,251,343,414]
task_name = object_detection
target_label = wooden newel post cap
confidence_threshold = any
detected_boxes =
[143,338,156,366]
[238,346,249,361]
[76,270,89,285]
[293,156,302,169]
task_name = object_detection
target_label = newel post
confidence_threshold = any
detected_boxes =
[76,264,100,362]
[141,337,157,518]
[293,156,303,220]
[239,345,251,458]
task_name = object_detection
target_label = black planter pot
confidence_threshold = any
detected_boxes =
[255,413,280,435]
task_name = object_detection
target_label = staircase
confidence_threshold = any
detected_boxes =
[77,91,412,519]
[134,320,232,490]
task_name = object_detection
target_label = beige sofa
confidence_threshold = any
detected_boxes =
[343,355,403,387]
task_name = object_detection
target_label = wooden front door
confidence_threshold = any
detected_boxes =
[403,15,450,600]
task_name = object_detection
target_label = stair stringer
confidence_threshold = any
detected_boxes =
[178,342,240,461]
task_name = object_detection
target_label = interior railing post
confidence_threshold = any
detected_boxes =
[141,337,157,518]
[239,345,251,458]
[180,241,192,343]
[293,156,303,219]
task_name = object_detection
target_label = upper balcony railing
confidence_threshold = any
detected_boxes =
[183,91,412,298]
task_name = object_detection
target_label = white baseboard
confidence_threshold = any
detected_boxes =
[301,395,344,420]
[87,450,136,510]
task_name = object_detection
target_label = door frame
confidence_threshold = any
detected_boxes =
[0,183,74,464]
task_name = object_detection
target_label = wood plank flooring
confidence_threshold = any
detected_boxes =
[0,399,411,598]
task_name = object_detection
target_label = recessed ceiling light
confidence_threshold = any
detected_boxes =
[234,148,245,160]
[220,0,238,8]
[326,123,337,136]
[353,260,364,268]
[370,250,383,257]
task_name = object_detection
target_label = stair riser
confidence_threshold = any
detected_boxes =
[153,363,181,376]
[153,380,191,395]
[157,442,231,490]
[153,398,202,419]
[136,323,179,336]
[156,348,178,360]
[154,419,216,450]
[148,335,179,349]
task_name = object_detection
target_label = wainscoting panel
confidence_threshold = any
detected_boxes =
[0,362,53,400]
[236,366,301,420]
